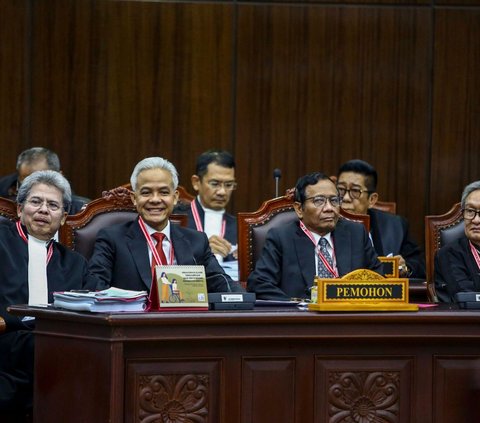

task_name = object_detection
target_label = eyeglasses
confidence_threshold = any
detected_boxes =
[25,197,62,212]
[463,208,480,220]
[304,195,342,208]
[337,186,371,200]
[206,180,237,191]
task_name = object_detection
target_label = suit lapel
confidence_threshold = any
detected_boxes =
[295,224,316,289]
[126,220,153,289]
[170,225,196,265]
[332,220,351,276]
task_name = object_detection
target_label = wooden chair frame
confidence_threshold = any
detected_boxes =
[0,197,18,222]
[237,193,370,282]
[424,202,463,302]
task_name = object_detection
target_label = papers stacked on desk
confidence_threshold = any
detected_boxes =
[53,287,148,312]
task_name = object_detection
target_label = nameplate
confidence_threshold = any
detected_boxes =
[309,269,418,312]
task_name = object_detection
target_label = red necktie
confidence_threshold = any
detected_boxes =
[152,232,167,267]
[147,232,167,311]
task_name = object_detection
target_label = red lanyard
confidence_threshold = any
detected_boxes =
[299,221,339,278]
[469,241,480,271]
[138,217,174,265]
[16,221,53,264]
[191,199,226,237]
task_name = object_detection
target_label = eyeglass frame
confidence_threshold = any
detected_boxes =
[303,195,342,208]
[205,180,237,191]
[462,208,480,220]
[24,197,63,212]
[336,186,373,200]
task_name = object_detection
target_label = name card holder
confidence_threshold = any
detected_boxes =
[308,269,418,312]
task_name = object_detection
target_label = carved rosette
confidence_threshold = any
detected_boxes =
[328,371,399,423]
[138,374,208,423]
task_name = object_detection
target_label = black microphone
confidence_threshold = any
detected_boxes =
[273,168,282,197]
[206,273,232,292]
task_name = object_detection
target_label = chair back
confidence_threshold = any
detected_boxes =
[0,197,18,224]
[373,201,396,214]
[424,202,464,301]
[60,186,187,260]
[237,193,370,282]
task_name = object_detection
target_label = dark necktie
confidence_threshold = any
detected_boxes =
[317,237,334,278]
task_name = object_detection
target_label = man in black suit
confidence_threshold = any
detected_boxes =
[0,147,89,214]
[247,172,383,300]
[88,156,244,294]
[180,150,237,263]
[0,170,95,419]
[435,180,480,302]
[337,159,425,278]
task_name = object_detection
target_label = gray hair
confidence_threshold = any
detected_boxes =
[16,147,61,171]
[130,157,179,191]
[461,181,480,209]
[17,170,72,212]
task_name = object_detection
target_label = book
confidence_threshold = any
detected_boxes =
[150,265,208,311]
[53,287,148,313]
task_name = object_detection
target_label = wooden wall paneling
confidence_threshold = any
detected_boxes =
[0,1,30,172]
[29,0,234,199]
[235,5,431,243]
[430,9,480,215]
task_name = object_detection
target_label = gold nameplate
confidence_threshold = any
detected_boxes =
[308,269,418,312]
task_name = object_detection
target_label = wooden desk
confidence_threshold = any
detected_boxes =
[9,305,480,423]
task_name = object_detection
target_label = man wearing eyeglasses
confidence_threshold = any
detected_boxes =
[337,159,425,278]
[186,150,238,264]
[0,170,96,419]
[247,172,383,301]
[434,181,480,302]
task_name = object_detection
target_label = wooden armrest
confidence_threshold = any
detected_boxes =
[0,316,5,333]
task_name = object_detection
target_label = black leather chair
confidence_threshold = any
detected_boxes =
[425,202,464,302]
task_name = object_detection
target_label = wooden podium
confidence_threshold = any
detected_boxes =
[8,305,480,423]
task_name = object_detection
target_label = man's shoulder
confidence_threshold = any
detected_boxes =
[0,172,17,195]
[369,208,405,227]
[437,234,468,256]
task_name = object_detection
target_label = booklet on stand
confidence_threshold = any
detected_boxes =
[53,287,148,312]
[148,265,209,311]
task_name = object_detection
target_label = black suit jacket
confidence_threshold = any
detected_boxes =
[434,235,480,302]
[0,172,88,214]
[368,208,425,278]
[247,219,383,300]
[0,222,95,331]
[88,218,244,293]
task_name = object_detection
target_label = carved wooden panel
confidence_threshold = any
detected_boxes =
[126,359,222,423]
[242,358,297,423]
[434,356,480,423]
[315,357,414,422]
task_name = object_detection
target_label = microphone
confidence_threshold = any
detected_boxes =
[273,168,282,197]
[206,273,232,292]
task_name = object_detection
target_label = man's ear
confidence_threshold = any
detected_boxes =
[293,202,304,220]
[130,191,137,207]
[60,212,68,226]
[191,175,201,192]
[367,192,379,209]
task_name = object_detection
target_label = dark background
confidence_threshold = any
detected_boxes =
[0,0,479,245]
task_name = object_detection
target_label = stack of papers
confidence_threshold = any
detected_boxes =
[53,287,148,312]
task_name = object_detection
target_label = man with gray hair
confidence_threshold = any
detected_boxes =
[0,170,96,419]
[435,180,480,302]
[88,156,244,295]
[0,147,89,214]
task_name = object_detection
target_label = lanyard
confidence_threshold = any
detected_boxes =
[16,221,53,264]
[299,221,339,278]
[138,217,174,265]
[191,199,226,238]
[469,241,480,271]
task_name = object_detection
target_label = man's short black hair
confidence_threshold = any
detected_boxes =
[195,150,235,178]
[294,172,335,204]
[337,159,378,192]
